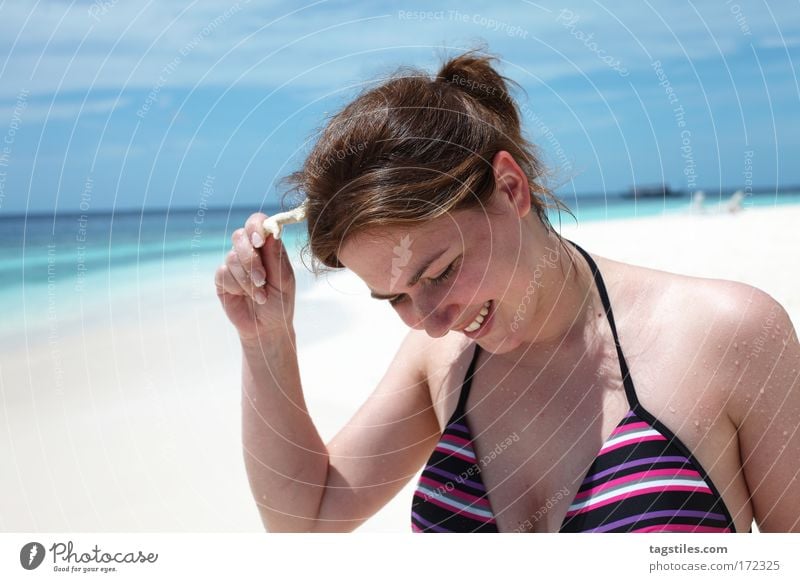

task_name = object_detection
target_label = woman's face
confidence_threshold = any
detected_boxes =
[338,153,564,354]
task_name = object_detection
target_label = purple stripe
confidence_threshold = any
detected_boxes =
[423,465,487,492]
[411,511,451,533]
[447,423,469,433]
[586,509,728,533]
[582,456,690,485]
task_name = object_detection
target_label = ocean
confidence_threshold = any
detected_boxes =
[2,191,799,345]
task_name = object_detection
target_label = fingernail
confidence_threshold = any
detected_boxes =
[251,232,264,248]
[252,269,266,287]
[255,290,266,304]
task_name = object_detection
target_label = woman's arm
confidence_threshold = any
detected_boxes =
[241,330,327,532]
[718,283,800,532]
[242,328,440,533]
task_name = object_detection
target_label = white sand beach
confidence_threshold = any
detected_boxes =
[1,204,798,532]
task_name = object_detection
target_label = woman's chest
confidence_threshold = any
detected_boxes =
[428,324,753,532]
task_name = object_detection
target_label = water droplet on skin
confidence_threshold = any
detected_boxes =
[742,340,747,346]
[669,406,676,413]
[776,323,781,330]
[694,420,700,427]
[759,388,765,395]
[717,344,722,350]
[734,360,739,366]
[734,341,738,349]
[783,431,788,437]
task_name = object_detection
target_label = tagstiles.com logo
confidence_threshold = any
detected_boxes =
[19,540,158,574]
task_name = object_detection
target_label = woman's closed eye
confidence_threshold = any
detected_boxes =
[388,257,460,306]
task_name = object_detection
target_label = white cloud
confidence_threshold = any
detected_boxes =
[0,96,130,122]
[0,0,796,103]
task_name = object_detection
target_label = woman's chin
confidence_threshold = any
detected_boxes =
[476,320,526,354]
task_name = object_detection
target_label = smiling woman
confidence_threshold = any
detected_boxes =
[215,47,800,533]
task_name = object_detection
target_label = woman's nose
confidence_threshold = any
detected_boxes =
[408,298,456,338]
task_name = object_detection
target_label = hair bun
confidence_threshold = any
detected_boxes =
[436,49,521,126]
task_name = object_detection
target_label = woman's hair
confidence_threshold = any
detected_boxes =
[280,46,575,275]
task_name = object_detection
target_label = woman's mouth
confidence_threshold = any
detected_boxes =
[462,300,495,339]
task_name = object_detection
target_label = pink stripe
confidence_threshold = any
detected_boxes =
[566,484,713,517]
[573,469,703,501]
[440,434,472,448]
[610,421,651,436]
[633,524,731,533]
[413,492,494,523]
[417,476,492,507]
[433,445,475,463]
[411,523,422,532]
[601,434,666,455]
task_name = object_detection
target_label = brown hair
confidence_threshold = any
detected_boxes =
[280,47,576,275]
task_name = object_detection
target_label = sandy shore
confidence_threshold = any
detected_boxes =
[0,204,797,532]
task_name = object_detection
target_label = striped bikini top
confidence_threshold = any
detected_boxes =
[411,238,740,533]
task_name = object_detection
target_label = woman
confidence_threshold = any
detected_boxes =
[215,50,799,533]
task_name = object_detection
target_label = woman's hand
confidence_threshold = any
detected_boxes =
[214,212,297,343]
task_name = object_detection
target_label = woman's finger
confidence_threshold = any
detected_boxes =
[226,248,267,304]
[232,228,267,288]
[214,263,246,297]
[245,212,268,249]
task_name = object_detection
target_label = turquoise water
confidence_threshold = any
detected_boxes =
[2,192,798,343]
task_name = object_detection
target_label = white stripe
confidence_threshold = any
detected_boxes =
[417,485,494,519]
[568,478,710,511]
[436,441,476,461]
[600,428,663,452]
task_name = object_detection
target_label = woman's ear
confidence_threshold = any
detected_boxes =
[491,150,532,219]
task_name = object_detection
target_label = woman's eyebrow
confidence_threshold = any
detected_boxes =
[369,247,449,299]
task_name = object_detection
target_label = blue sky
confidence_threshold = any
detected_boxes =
[0,0,797,214]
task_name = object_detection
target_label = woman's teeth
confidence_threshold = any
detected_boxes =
[464,300,492,332]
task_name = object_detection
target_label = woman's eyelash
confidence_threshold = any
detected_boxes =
[431,261,456,284]
[389,259,459,305]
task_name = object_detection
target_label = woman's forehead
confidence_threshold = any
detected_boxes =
[341,213,475,257]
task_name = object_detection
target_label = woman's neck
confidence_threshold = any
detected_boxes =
[500,238,604,362]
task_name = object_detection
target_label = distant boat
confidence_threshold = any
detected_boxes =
[621,184,681,199]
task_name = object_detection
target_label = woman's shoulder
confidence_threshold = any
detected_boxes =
[600,254,784,326]
[600,256,790,360]
[621,259,796,398]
